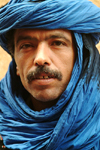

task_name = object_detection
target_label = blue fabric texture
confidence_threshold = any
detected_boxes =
[0,0,100,149]
[0,0,100,53]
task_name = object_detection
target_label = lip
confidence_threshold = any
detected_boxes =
[30,78,56,86]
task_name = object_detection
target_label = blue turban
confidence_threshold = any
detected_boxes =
[0,0,100,53]
[0,0,100,149]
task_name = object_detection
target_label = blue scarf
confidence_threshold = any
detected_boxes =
[0,0,100,149]
[0,0,100,53]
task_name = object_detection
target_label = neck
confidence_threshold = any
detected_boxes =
[30,95,58,111]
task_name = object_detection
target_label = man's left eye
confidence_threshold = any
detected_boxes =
[51,41,65,46]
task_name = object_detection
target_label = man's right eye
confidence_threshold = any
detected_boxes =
[20,43,34,50]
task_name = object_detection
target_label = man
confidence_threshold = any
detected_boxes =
[0,0,100,149]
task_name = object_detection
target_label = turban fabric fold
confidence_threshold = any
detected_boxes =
[0,0,100,149]
[0,0,100,53]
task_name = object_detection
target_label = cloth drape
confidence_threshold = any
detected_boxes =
[0,0,100,149]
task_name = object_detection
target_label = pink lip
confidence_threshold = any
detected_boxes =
[31,78,55,86]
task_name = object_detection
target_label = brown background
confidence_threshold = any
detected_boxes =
[0,0,100,80]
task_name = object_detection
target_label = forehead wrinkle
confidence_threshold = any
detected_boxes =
[15,31,72,45]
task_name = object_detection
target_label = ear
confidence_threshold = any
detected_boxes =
[16,66,20,76]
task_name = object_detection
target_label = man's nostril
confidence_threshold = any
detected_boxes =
[44,62,48,65]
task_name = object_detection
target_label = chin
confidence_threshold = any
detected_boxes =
[31,91,60,102]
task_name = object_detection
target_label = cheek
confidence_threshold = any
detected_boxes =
[15,50,33,69]
[58,52,75,81]
[15,54,29,80]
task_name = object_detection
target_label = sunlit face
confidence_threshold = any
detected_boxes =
[14,29,76,104]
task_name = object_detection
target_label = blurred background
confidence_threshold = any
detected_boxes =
[0,0,100,80]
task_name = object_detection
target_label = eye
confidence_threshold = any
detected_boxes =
[51,40,66,46]
[20,43,34,50]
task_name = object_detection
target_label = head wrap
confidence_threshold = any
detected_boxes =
[0,0,100,53]
[0,0,100,149]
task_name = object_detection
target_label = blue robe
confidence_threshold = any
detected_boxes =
[0,0,100,149]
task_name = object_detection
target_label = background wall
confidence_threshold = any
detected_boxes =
[0,0,12,80]
[0,0,100,80]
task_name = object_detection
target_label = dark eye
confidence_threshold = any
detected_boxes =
[51,41,66,46]
[20,43,34,49]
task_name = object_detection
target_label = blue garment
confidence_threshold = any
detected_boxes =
[0,0,100,53]
[0,0,100,149]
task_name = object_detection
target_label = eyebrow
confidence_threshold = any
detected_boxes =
[47,34,71,45]
[16,34,71,45]
[16,36,37,45]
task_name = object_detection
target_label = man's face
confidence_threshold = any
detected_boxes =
[14,29,76,103]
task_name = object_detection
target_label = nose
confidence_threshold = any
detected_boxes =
[34,42,51,66]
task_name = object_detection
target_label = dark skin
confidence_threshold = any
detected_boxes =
[14,29,76,111]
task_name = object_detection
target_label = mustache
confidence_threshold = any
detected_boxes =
[27,66,62,83]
